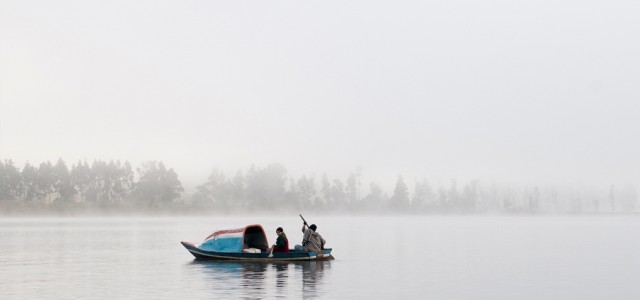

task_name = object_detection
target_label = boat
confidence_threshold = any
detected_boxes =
[181,224,333,261]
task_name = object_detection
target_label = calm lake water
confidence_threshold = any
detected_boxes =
[1,215,639,299]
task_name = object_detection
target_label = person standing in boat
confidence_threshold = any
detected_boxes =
[270,227,289,253]
[295,222,326,253]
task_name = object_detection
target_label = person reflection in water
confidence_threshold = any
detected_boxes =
[269,227,289,253]
[273,263,289,290]
[295,222,326,254]
[300,260,330,298]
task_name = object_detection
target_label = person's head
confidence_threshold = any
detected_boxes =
[276,227,284,235]
[309,224,317,231]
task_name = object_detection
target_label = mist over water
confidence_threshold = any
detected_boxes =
[1,215,639,299]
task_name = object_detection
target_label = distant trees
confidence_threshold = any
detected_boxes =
[1,158,639,214]
[345,170,361,212]
[0,159,183,212]
[192,164,288,212]
[71,161,92,203]
[361,182,387,212]
[192,169,245,210]
[296,175,317,210]
[459,181,478,213]
[412,178,434,212]
[134,161,183,208]
[21,163,38,202]
[0,160,22,202]
[390,176,409,211]
[246,164,287,210]
[78,160,135,207]
[188,167,639,214]
[54,159,75,204]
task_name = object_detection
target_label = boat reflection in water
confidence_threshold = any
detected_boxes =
[187,260,332,298]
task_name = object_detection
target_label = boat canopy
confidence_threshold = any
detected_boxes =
[199,224,269,253]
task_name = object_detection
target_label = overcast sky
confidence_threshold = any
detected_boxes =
[1,0,639,190]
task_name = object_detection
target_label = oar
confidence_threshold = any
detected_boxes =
[299,214,307,225]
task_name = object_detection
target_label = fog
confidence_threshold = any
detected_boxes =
[1,0,639,214]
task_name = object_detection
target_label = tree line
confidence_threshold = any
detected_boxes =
[1,159,638,214]
[0,159,182,212]
[192,164,639,214]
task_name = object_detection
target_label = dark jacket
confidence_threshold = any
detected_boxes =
[273,233,289,252]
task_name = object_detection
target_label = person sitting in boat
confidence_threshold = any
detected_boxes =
[294,222,326,253]
[269,227,289,253]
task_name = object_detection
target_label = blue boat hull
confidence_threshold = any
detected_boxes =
[181,241,334,261]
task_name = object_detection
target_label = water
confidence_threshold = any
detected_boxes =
[1,215,639,299]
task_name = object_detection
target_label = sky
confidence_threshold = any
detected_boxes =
[1,0,639,191]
